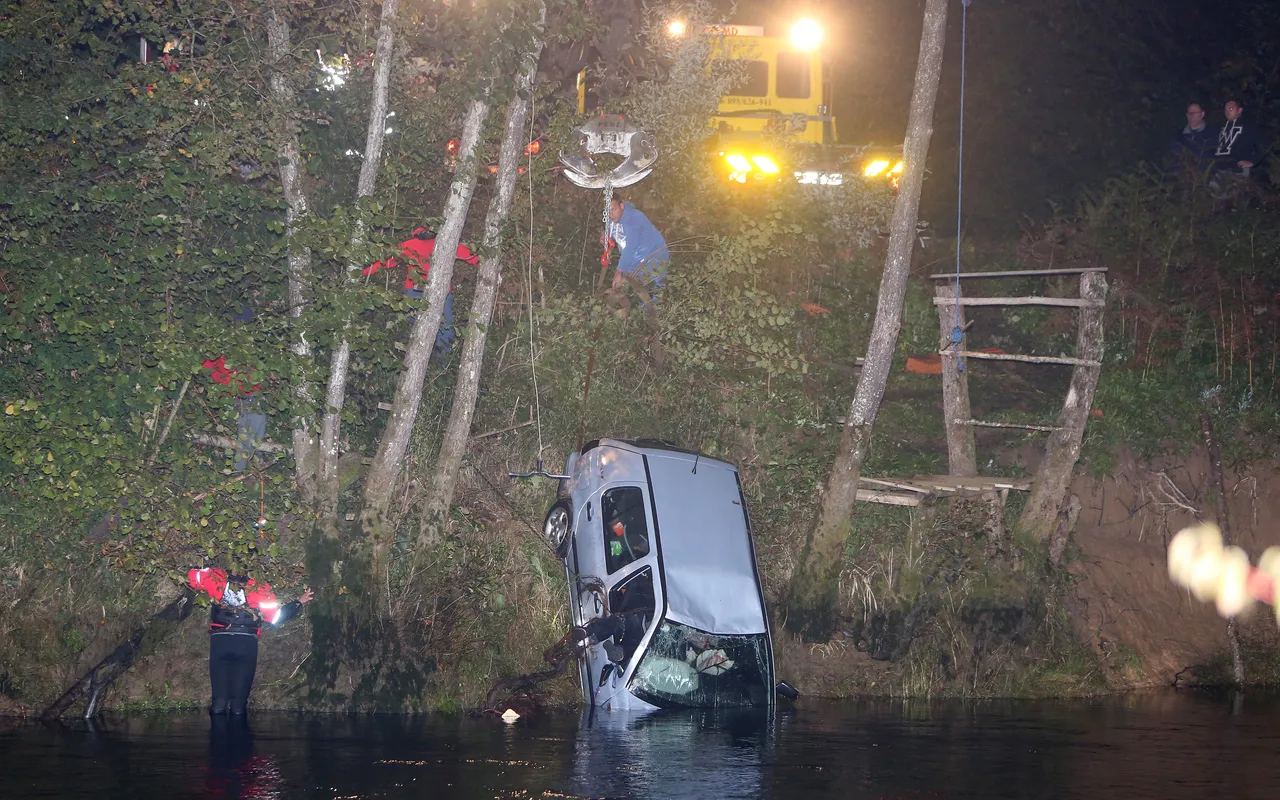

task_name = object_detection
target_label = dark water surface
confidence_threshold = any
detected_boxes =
[4,691,1280,798]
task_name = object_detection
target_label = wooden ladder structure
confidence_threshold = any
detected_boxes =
[925,266,1108,536]
[854,266,1108,541]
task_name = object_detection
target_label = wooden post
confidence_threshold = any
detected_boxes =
[1020,272,1108,540]
[936,283,1005,539]
[936,282,977,477]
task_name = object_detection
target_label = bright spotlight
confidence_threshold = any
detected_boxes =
[725,153,753,173]
[667,19,687,37]
[864,159,890,177]
[751,155,780,174]
[789,18,823,52]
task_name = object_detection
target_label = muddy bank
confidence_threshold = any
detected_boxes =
[1065,449,1280,689]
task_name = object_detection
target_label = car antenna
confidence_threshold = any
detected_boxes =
[692,452,700,474]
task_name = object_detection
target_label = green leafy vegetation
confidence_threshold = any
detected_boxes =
[2,0,1279,711]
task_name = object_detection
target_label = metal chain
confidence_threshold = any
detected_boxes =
[602,180,614,236]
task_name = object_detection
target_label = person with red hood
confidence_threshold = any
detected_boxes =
[363,227,480,354]
[202,306,265,472]
[188,566,313,715]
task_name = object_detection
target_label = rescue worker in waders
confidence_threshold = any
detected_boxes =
[363,227,480,355]
[187,567,313,714]
[603,197,669,304]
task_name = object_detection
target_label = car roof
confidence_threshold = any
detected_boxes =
[634,448,768,636]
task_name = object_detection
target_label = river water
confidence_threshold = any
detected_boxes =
[4,691,1279,799]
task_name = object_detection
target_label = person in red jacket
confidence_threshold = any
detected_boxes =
[203,305,266,472]
[188,566,313,714]
[363,227,480,354]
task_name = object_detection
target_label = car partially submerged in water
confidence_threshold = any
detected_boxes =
[543,439,774,711]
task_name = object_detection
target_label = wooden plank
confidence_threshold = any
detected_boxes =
[928,267,1109,280]
[913,474,1033,491]
[860,476,931,494]
[953,419,1062,433]
[933,296,1105,308]
[856,489,922,507]
[377,402,394,411]
[939,350,1101,367]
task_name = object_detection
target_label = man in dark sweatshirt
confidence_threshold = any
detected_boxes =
[1215,99,1264,176]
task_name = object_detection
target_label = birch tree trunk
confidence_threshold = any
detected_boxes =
[420,31,544,547]
[783,0,950,642]
[1018,271,1106,540]
[361,97,489,556]
[265,4,318,502]
[316,0,399,512]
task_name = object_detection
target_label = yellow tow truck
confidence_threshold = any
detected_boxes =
[578,17,904,188]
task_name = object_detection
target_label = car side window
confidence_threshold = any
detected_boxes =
[602,486,650,574]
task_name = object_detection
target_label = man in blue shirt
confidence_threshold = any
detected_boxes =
[604,197,670,299]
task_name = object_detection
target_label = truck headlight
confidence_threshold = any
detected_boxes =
[864,159,890,177]
[750,155,780,174]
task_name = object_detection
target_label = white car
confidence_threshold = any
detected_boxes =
[543,439,775,710]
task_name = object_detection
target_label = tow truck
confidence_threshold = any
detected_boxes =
[576,16,904,188]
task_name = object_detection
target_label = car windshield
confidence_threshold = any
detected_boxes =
[629,620,772,708]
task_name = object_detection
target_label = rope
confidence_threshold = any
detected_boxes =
[951,0,973,371]
[526,83,545,461]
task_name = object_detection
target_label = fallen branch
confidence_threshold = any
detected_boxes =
[42,588,196,719]
[149,378,190,462]
[190,433,290,454]
[470,420,534,441]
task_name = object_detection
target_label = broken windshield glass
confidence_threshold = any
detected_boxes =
[629,620,772,708]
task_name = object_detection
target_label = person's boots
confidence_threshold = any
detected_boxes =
[603,639,625,664]
[210,697,230,715]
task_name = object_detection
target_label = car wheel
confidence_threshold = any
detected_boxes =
[544,501,573,559]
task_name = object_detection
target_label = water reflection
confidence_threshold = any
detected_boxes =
[205,714,283,798]
[3,692,1280,798]
[568,707,772,798]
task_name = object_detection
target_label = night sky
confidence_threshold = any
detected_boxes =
[720,0,1272,235]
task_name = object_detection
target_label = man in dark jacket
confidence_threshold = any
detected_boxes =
[1215,99,1264,175]
[1172,103,1215,168]
[188,567,313,714]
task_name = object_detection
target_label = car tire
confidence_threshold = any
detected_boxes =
[544,501,573,559]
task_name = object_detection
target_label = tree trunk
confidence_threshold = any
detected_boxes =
[1019,271,1107,539]
[42,588,195,719]
[783,0,950,642]
[1200,410,1245,685]
[265,4,319,502]
[316,0,400,511]
[420,30,544,547]
[936,282,976,476]
[361,96,489,555]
